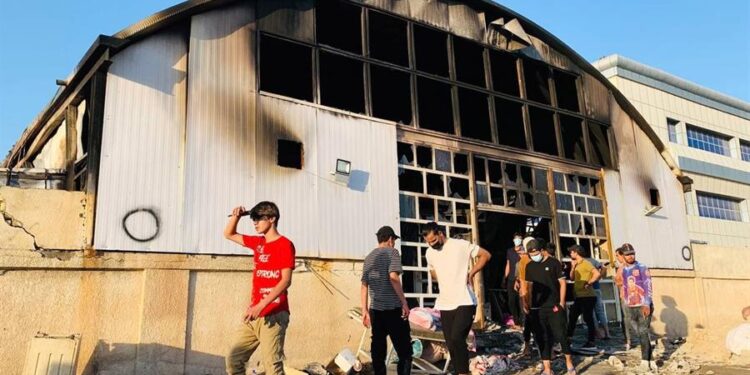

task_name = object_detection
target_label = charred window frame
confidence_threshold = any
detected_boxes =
[367,9,409,67]
[397,141,472,308]
[559,114,587,163]
[473,155,551,214]
[488,49,519,96]
[416,77,455,135]
[528,106,558,156]
[523,58,552,105]
[494,97,526,149]
[457,88,492,143]
[316,0,363,54]
[587,121,614,168]
[553,69,581,113]
[259,34,314,102]
[413,24,450,77]
[319,50,366,114]
[452,36,487,88]
[370,64,413,124]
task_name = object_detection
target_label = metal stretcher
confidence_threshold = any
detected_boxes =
[347,307,451,375]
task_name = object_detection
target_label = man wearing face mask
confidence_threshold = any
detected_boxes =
[504,232,525,331]
[422,222,491,375]
[521,239,576,375]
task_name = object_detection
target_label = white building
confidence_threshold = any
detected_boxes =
[594,55,750,249]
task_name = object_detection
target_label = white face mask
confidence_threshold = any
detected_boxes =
[513,238,523,246]
[531,254,543,262]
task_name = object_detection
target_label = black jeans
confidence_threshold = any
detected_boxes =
[567,296,597,343]
[370,308,412,375]
[440,305,475,374]
[627,305,653,360]
[506,278,522,325]
[530,306,570,360]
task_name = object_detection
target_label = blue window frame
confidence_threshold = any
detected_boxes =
[686,125,730,156]
[697,192,742,221]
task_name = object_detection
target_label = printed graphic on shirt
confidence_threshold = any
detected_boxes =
[622,262,652,307]
[242,235,296,317]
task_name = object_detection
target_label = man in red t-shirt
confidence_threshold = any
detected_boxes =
[224,201,296,375]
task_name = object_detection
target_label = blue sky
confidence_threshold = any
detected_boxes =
[1,0,748,158]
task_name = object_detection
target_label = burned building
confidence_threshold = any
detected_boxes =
[0,0,698,372]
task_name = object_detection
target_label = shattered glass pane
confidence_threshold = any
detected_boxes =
[449,227,471,240]
[437,200,454,223]
[590,178,600,197]
[574,196,587,212]
[397,142,414,165]
[566,174,579,193]
[490,187,504,206]
[595,217,606,237]
[507,189,518,207]
[571,214,583,235]
[488,160,502,184]
[398,168,423,193]
[473,156,486,182]
[578,176,589,195]
[523,192,534,207]
[534,168,548,192]
[553,172,565,191]
[504,163,518,186]
[426,173,445,196]
[454,153,469,175]
[557,213,570,234]
[456,203,471,225]
[556,193,573,211]
[476,182,489,203]
[435,149,452,172]
[419,197,435,221]
[400,194,416,218]
[583,216,594,235]
[417,146,433,169]
[519,165,532,190]
[447,177,470,199]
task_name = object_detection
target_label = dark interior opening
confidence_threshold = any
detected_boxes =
[417,77,454,134]
[489,49,519,96]
[478,211,551,322]
[554,70,580,112]
[277,139,303,169]
[414,24,449,77]
[588,122,613,168]
[529,106,558,156]
[458,88,492,142]
[650,188,660,206]
[316,0,362,54]
[453,37,486,87]
[319,51,365,114]
[371,64,412,124]
[368,10,408,66]
[495,97,526,149]
[523,59,551,105]
[397,142,414,165]
[260,35,313,101]
[398,168,423,193]
[560,114,586,162]
[416,145,432,169]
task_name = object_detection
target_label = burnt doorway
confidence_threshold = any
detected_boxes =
[478,210,551,322]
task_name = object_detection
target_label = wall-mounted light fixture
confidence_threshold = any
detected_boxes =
[332,159,351,184]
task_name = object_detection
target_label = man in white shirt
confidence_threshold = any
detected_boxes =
[422,222,491,375]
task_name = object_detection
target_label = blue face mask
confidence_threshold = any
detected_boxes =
[513,238,523,246]
[531,254,543,262]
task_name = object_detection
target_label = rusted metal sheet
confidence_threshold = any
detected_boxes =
[447,1,485,41]
[94,29,188,252]
[409,0,449,30]
[256,95,320,257]
[258,0,315,43]
[356,0,411,18]
[315,110,399,259]
[182,1,258,255]
[581,72,611,123]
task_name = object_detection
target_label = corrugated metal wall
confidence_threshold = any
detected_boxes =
[604,96,692,269]
[95,27,188,252]
[182,1,258,254]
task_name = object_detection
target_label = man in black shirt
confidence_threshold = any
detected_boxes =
[521,239,576,375]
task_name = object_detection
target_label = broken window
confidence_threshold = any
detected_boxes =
[416,145,432,168]
[588,122,612,168]
[417,77,454,134]
[503,162,517,186]
[437,200,452,222]
[397,142,414,165]
[260,35,313,101]
[401,245,418,267]
[447,176,470,199]
[557,212,570,234]
[488,160,502,184]
[277,139,303,169]
[519,165,532,190]
[523,59,551,105]
[398,168,423,193]
[529,106,558,156]
[368,10,408,66]
[400,194,416,218]
[419,197,435,220]
[414,24,449,77]
[560,114,586,162]
[473,156,486,181]
[453,153,468,175]
[534,168,548,192]
[435,149,452,172]
[489,49,519,96]
[490,187,504,205]
[458,88,492,142]
[316,0,362,54]
[554,70,580,112]
[319,51,365,113]
[456,202,471,224]
[426,173,445,196]
[371,64,412,124]
[453,36,486,87]
[494,98,526,149]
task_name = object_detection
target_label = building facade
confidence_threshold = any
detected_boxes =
[0,1,700,372]
[594,55,750,248]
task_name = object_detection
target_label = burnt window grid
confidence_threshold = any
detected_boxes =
[487,47,521,97]
[450,34,490,89]
[559,113,589,163]
[259,33,316,102]
[521,57,553,105]
[553,172,608,259]
[315,0,364,54]
[587,119,616,168]
[365,8,410,68]
[318,49,367,114]
[551,68,583,113]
